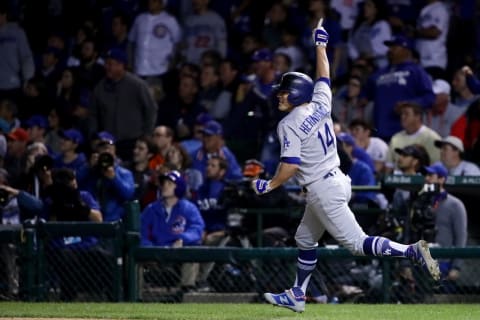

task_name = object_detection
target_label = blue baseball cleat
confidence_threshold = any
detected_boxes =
[411,240,440,281]
[264,287,306,313]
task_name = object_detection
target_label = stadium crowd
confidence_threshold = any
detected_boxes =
[0,0,479,302]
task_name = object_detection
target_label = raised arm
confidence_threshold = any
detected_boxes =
[314,19,330,80]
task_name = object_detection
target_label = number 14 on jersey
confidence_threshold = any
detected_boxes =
[317,123,335,155]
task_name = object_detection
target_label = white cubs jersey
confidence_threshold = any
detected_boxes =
[278,80,340,187]
[129,11,181,76]
[415,1,449,69]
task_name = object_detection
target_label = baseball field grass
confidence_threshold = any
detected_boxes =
[0,302,479,320]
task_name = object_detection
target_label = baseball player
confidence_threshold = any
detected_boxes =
[251,19,440,313]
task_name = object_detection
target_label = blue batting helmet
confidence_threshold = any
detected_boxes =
[159,170,187,198]
[274,72,314,106]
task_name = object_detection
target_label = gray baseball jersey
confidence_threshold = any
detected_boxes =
[281,78,367,255]
[277,80,340,187]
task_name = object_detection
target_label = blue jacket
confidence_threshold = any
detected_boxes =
[141,198,205,247]
[348,159,378,204]
[365,61,435,140]
[195,179,227,233]
[190,146,242,181]
[78,165,135,222]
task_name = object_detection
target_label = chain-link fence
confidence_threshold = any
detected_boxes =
[1,215,480,304]
[132,246,480,304]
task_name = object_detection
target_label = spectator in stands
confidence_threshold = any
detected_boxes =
[53,129,87,173]
[157,74,203,140]
[423,163,468,291]
[365,35,435,142]
[275,27,305,73]
[194,155,229,291]
[129,135,155,209]
[191,120,242,182]
[385,102,441,173]
[140,170,205,291]
[18,77,50,120]
[24,115,48,144]
[273,52,292,74]
[337,132,388,214]
[72,38,105,91]
[450,66,479,110]
[262,2,288,50]
[128,0,181,97]
[35,47,63,100]
[180,112,212,155]
[434,136,480,176]
[164,143,203,195]
[182,0,227,65]
[333,76,373,129]
[44,108,62,154]
[424,79,465,138]
[89,48,157,161]
[54,68,85,128]
[149,125,174,171]
[348,118,388,178]
[0,99,20,132]
[78,131,135,222]
[0,3,35,103]
[347,0,392,69]
[330,0,363,39]
[415,0,450,79]
[385,0,421,35]
[198,63,230,121]
[228,48,278,166]
[106,12,129,53]
[4,128,29,186]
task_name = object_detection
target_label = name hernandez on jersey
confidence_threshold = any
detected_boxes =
[277,79,340,186]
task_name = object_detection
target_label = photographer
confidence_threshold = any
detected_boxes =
[43,168,113,301]
[421,164,467,288]
[0,168,43,299]
[78,131,135,222]
[43,168,102,223]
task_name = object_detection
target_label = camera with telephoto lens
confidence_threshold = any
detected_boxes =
[33,154,54,174]
[97,152,114,170]
[220,179,260,208]
[409,183,440,242]
[0,189,9,207]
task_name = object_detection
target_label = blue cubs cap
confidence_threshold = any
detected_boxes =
[201,120,223,136]
[105,48,128,65]
[337,132,356,146]
[251,48,273,62]
[384,35,414,51]
[195,112,213,125]
[59,129,84,144]
[159,170,187,198]
[96,131,116,144]
[423,163,448,178]
[25,115,48,129]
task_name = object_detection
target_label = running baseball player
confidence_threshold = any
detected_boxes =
[251,19,441,313]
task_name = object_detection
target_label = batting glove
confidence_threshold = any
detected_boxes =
[313,20,329,47]
[252,179,272,195]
